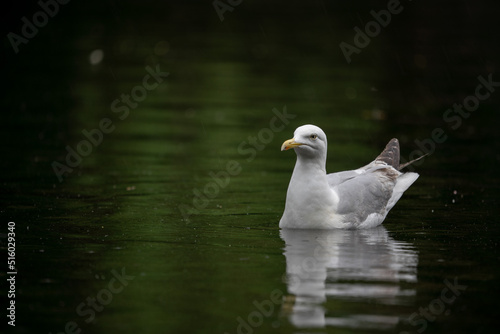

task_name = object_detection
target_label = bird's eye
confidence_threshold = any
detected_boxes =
[310,134,318,140]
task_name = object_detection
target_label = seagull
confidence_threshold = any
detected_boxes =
[279,124,424,229]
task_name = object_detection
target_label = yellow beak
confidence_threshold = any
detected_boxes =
[281,138,303,151]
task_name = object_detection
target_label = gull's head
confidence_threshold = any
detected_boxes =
[281,124,327,160]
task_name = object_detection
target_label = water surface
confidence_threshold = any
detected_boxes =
[2,1,500,334]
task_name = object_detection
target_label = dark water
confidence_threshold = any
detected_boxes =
[2,1,500,333]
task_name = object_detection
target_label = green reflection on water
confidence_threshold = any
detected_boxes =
[39,26,388,333]
[4,2,500,334]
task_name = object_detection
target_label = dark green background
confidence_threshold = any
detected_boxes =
[2,1,499,333]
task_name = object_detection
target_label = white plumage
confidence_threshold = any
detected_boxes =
[280,125,422,229]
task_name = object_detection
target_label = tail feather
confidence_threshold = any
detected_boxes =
[386,172,420,211]
[375,138,400,169]
[399,153,428,170]
[376,138,427,170]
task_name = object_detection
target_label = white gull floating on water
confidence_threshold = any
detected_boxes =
[279,124,424,229]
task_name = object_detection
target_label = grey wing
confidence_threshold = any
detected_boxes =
[327,159,383,188]
[331,168,397,225]
[327,170,362,187]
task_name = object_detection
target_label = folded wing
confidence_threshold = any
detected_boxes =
[329,166,399,226]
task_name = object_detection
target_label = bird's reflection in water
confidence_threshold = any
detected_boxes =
[280,226,418,330]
